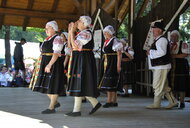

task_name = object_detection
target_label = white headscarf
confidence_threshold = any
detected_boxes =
[170,30,180,37]
[62,32,68,40]
[103,25,115,35]
[46,21,58,31]
[79,16,91,27]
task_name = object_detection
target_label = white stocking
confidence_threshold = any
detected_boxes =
[86,96,98,107]
[73,97,82,112]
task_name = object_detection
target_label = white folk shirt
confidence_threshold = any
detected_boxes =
[74,29,92,50]
[123,46,134,58]
[148,36,171,70]
[103,37,123,52]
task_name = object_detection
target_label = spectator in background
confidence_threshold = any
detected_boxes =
[12,38,27,85]
[0,66,13,87]
[169,30,189,108]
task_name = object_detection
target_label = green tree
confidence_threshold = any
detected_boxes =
[0,26,46,42]
[179,7,190,41]
[118,15,128,39]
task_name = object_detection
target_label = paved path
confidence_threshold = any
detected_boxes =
[0,88,190,128]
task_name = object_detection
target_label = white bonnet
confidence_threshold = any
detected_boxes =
[46,21,58,31]
[103,25,115,35]
[170,30,180,37]
[62,32,68,40]
[79,16,92,27]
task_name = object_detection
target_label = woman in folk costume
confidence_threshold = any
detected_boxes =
[169,30,189,108]
[99,25,123,108]
[65,16,101,117]
[118,38,135,97]
[29,21,67,114]
[60,32,71,72]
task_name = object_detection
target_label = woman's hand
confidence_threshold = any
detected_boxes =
[117,65,121,73]
[45,64,52,73]
[71,22,77,33]
[68,22,73,33]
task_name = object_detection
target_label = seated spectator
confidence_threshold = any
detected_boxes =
[0,66,13,87]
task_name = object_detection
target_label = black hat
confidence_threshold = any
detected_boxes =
[20,38,26,43]
[151,21,165,31]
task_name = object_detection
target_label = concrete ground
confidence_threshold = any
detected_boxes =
[0,88,190,128]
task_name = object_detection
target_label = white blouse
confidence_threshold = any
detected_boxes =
[52,36,64,54]
[170,41,189,54]
[103,37,123,52]
[74,29,92,50]
[123,46,134,57]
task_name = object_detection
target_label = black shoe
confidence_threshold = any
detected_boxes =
[103,103,113,108]
[112,103,118,107]
[180,103,185,109]
[41,109,56,114]
[64,112,81,117]
[82,98,87,103]
[174,103,179,107]
[121,94,130,97]
[54,102,61,108]
[89,102,102,115]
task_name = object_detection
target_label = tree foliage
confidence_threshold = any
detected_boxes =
[179,7,190,42]
[0,26,46,42]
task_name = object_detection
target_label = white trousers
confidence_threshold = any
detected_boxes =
[152,69,171,97]
[73,96,99,112]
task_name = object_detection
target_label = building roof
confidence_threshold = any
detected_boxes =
[0,0,130,30]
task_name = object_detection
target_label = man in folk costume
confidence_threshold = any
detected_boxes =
[169,30,189,108]
[30,21,67,114]
[65,16,101,117]
[146,21,178,109]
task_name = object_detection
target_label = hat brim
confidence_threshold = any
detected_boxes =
[151,26,165,31]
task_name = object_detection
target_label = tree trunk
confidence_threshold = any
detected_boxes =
[4,25,12,68]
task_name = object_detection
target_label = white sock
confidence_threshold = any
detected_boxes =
[86,96,99,107]
[73,97,82,112]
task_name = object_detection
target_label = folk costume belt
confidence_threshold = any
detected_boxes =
[41,53,65,56]
[73,49,92,52]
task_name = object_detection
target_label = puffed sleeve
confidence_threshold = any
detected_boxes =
[64,46,72,56]
[112,38,123,51]
[53,36,64,54]
[74,30,92,49]
[181,42,189,54]
[128,47,135,57]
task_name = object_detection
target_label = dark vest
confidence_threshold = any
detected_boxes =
[103,38,116,54]
[122,47,130,59]
[42,35,57,53]
[150,36,171,66]
[81,29,94,50]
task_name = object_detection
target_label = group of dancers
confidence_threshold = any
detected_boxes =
[29,15,134,117]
